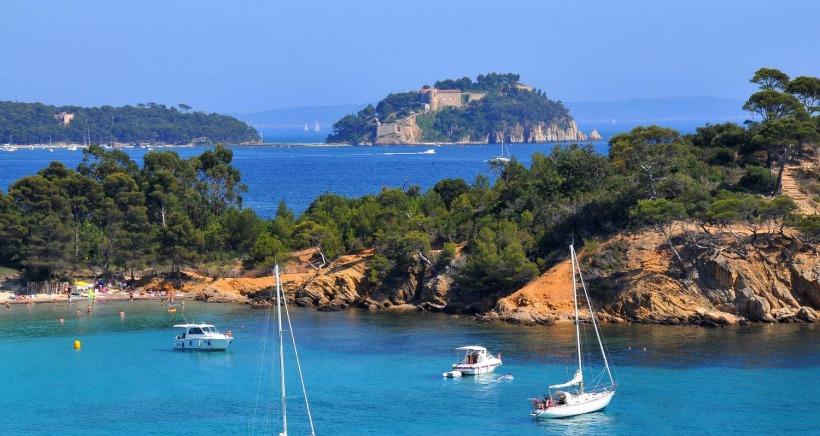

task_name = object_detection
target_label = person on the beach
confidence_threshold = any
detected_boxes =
[4,301,9,309]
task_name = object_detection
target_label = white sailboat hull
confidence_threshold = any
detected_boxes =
[532,390,614,419]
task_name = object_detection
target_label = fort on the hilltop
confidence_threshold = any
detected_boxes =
[54,112,75,126]
[373,85,593,145]
[375,88,487,143]
[418,88,487,111]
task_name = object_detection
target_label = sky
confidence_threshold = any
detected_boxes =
[1,0,818,114]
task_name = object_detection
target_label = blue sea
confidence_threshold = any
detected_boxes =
[1,301,817,435]
[0,143,600,217]
[0,120,707,216]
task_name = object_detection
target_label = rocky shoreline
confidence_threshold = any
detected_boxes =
[4,227,817,328]
[236,228,819,328]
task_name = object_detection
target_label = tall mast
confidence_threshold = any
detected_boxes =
[276,264,287,436]
[575,254,615,386]
[570,245,582,381]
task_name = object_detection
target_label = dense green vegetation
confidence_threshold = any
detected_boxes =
[0,101,260,145]
[1,68,818,303]
[326,73,571,144]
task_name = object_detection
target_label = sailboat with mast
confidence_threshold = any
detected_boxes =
[531,245,617,419]
[488,138,511,164]
[251,264,316,436]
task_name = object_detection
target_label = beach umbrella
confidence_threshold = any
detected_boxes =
[75,281,89,287]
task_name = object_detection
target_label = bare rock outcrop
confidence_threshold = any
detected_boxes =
[296,254,370,310]
[589,129,602,141]
[374,116,591,145]
[195,285,249,303]
[489,229,818,326]
[194,227,817,328]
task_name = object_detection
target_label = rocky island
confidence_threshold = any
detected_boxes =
[326,73,601,145]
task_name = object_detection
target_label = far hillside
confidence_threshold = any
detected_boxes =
[0,101,261,145]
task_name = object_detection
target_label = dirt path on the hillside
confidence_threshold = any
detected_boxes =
[781,159,818,215]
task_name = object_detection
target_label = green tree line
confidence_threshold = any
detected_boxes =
[0,101,260,145]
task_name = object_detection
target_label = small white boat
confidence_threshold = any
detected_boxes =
[443,370,463,378]
[422,149,436,154]
[451,346,502,375]
[172,323,233,351]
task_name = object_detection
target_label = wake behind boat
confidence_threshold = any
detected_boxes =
[531,245,617,419]
[173,323,233,351]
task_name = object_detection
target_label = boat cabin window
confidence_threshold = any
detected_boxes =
[188,327,204,335]
[203,327,216,333]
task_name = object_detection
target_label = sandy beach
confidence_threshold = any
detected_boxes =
[1,288,194,305]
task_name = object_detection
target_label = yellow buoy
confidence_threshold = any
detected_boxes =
[74,340,81,349]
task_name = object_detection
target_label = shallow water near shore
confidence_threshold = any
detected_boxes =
[1,300,817,435]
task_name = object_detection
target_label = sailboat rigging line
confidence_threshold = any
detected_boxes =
[570,247,583,389]
[276,267,287,436]
[251,303,274,435]
[274,264,316,436]
[573,247,616,387]
[282,285,316,435]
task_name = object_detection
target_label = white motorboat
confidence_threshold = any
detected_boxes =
[172,323,233,351]
[531,245,618,419]
[451,346,502,375]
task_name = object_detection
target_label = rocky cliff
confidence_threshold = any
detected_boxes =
[486,229,819,326]
[374,117,591,145]
[193,226,818,327]
[235,226,819,327]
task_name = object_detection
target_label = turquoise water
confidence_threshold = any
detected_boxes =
[2,301,818,435]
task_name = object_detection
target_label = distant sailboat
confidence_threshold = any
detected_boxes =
[488,139,511,164]
[304,124,309,132]
[314,122,321,132]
